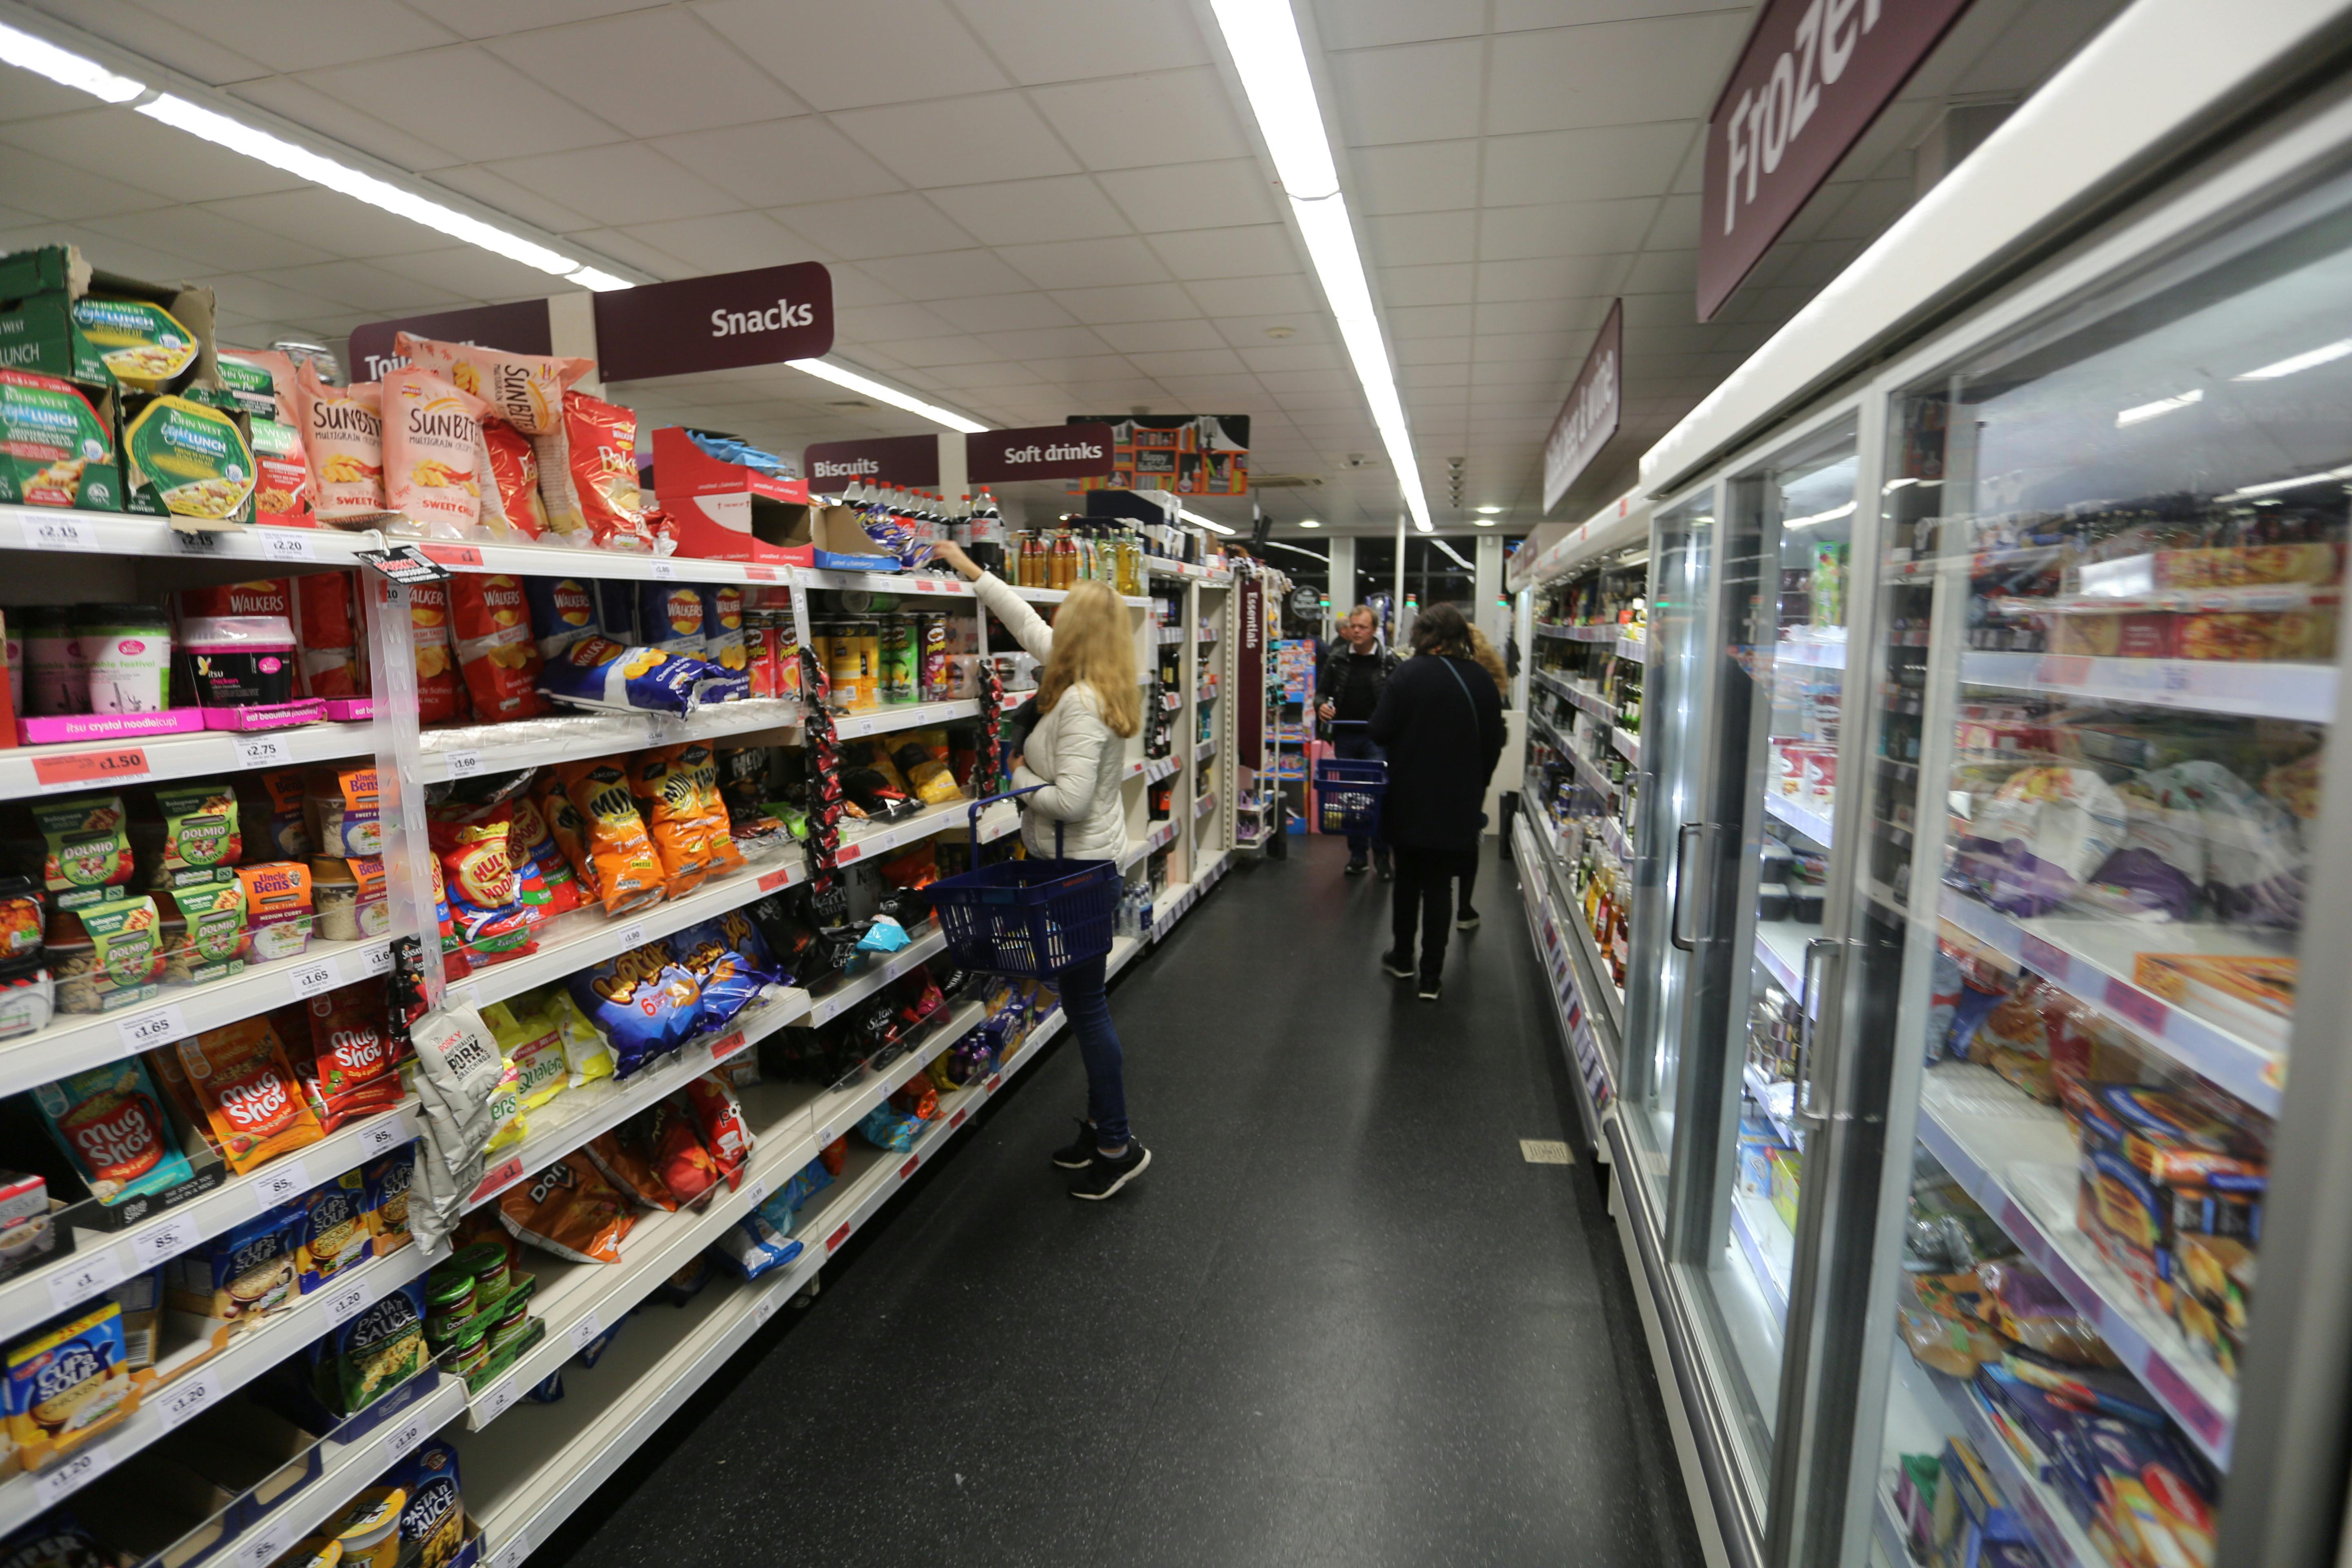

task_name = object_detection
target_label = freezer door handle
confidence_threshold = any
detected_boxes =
[1795,935,1839,1125]
[1669,822,1703,951]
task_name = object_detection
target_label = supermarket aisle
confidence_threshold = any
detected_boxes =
[539,835,1701,1568]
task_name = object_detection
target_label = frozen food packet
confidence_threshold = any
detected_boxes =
[537,636,712,717]
[1956,765,2128,917]
[524,576,599,662]
[481,419,552,540]
[391,333,591,435]
[448,573,547,723]
[2152,759,2307,928]
[31,1058,196,1205]
[290,361,385,525]
[543,390,653,552]
[2080,778,2205,922]
[174,1016,326,1173]
[497,1152,633,1263]
[381,367,491,539]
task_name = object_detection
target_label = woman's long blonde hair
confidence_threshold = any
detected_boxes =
[1467,626,1508,694]
[1039,579,1140,737]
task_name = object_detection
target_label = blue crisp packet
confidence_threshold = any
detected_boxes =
[777,1156,833,1220]
[672,909,781,1035]
[537,636,714,716]
[636,581,706,655]
[855,1101,922,1152]
[855,915,911,954]
[713,1196,805,1280]
[524,576,600,662]
[570,940,703,1078]
[686,430,788,475]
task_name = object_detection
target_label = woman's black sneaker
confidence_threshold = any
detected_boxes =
[1071,1143,1151,1200]
[1456,907,1481,930]
[1049,1118,1097,1170]
[1381,949,1415,978]
[1418,977,1442,1001]
[1344,855,1369,875]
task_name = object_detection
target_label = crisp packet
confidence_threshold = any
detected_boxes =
[537,636,713,716]
[524,576,600,662]
[31,1058,196,1205]
[672,907,780,1034]
[381,368,491,538]
[543,391,653,551]
[290,362,384,524]
[498,1152,633,1263]
[636,581,706,655]
[628,745,714,898]
[557,760,665,915]
[411,580,465,724]
[480,419,552,541]
[449,574,547,723]
[392,334,590,435]
[543,989,615,1089]
[568,939,701,1078]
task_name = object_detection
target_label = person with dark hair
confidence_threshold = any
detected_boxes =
[1368,602,1506,999]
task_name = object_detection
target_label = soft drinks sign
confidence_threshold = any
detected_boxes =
[967,423,1115,483]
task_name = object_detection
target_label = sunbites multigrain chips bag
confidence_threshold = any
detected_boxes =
[291,361,383,526]
[392,333,588,434]
[382,368,490,539]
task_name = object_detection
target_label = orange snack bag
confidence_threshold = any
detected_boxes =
[448,574,546,722]
[673,742,744,877]
[626,745,712,899]
[534,772,596,890]
[391,333,590,435]
[497,1152,634,1263]
[289,361,383,525]
[382,368,490,538]
[480,420,552,541]
[174,1015,326,1173]
[557,759,665,916]
[410,580,464,724]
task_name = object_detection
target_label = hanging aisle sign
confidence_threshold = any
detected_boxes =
[1541,300,1622,514]
[1699,0,1975,319]
[1237,575,1265,773]
[347,299,553,383]
[967,423,1114,483]
[593,261,833,381]
[803,433,940,489]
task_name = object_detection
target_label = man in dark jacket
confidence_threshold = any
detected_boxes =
[1368,603,1506,1000]
[1316,605,1400,876]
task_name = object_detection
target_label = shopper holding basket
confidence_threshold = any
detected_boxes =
[1317,605,1400,877]
[1369,603,1506,1000]
[926,539,1150,1199]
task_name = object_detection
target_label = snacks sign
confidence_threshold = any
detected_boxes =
[1699,0,1975,319]
[1541,299,1621,514]
[967,423,1114,483]
[592,261,833,382]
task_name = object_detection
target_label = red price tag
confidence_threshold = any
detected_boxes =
[2141,1356,2222,1445]
[470,1156,524,1204]
[984,1074,1003,1093]
[837,843,863,864]
[758,869,791,893]
[826,1222,851,1253]
[33,746,151,787]
[2105,978,2169,1036]
[2035,655,2091,686]
[949,1108,967,1129]
[898,1156,921,1180]
[419,542,484,567]
[2018,933,2068,979]
[710,1030,746,1062]
[745,566,778,581]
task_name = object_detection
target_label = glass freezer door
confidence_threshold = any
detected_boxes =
[1841,159,2352,1568]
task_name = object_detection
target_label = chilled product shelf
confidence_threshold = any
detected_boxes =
[1764,791,1835,847]
[1752,920,1822,1017]
[1567,746,1619,800]
[1773,635,1849,670]
[1616,637,1646,663]
[1958,650,2335,724]
[0,720,379,803]
[1729,1187,1792,1326]
[1742,1062,1804,1150]
[416,700,807,782]
[1913,1354,2104,1568]
[1915,1063,2235,1466]
[1611,726,1641,763]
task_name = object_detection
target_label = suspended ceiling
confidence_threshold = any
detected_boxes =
[0,0,2125,537]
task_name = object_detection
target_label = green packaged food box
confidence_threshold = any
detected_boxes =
[71,298,198,393]
[0,368,121,510]
[123,394,254,526]
[78,895,165,1012]
[0,246,220,396]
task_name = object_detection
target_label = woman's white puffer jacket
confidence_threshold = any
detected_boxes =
[971,572,1129,864]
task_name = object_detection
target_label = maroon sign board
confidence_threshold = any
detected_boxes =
[1699,0,1975,321]
[1541,300,1623,514]
[967,423,1115,484]
[592,261,833,382]
[1237,574,1265,773]
[347,298,553,383]
[804,433,940,489]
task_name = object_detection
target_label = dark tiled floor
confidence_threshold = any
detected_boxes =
[536,834,1703,1568]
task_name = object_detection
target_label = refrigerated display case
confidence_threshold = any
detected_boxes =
[1593,12,2352,1568]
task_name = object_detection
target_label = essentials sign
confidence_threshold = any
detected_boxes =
[1541,301,1622,514]
[593,261,833,381]
[966,423,1114,483]
[1698,0,1974,319]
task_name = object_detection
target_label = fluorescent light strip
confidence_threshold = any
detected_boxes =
[1427,536,1473,570]
[2234,339,2352,381]
[1783,500,1856,530]
[1259,538,1328,563]
[1209,0,1430,534]
[0,18,630,290]
[787,359,986,434]
[2116,388,2203,427]
[2216,463,2352,502]
[1177,506,1237,537]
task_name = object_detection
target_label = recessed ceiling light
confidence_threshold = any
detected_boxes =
[1474,518,1494,526]
[1265,326,1296,339]
[1297,519,1321,528]
[1474,505,1503,514]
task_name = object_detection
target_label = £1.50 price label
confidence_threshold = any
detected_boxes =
[36,746,152,788]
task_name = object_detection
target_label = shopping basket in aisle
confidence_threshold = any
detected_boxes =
[924,785,1120,976]
[1312,758,1388,834]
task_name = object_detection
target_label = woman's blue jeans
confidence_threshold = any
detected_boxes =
[1056,950,1127,1147]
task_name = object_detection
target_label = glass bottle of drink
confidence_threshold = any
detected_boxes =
[969,492,1006,578]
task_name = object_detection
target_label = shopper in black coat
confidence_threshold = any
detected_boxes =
[1368,603,1506,999]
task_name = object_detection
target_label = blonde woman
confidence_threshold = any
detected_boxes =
[1456,625,1511,930]
[928,539,1150,1199]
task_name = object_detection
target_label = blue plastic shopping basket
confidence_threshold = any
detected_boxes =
[925,784,1122,976]
[1313,721,1388,835]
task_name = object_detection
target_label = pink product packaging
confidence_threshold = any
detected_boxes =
[200,699,326,733]
[321,698,374,722]
[1802,749,1838,802]
[18,708,205,746]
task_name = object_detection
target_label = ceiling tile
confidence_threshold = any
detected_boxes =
[484,143,739,226]
[1619,290,1700,328]
[1475,294,1613,335]
[1620,247,1698,294]
[1351,140,1480,216]
[1487,13,1751,135]
[1095,160,1283,234]
[1184,274,1320,316]
[859,248,1036,299]
[1148,374,1265,403]
[647,120,903,209]
[399,0,666,40]
[140,0,459,73]
[2,148,173,221]
[1482,122,1694,205]
[926,292,1078,332]
[297,47,625,161]
[694,0,1008,110]
[949,0,1210,83]
[488,12,805,137]
[822,264,909,306]
[1211,314,1332,347]
[245,259,464,313]
[1399,363,1472,388]
[424,164,597,236]
[206,274,351,324]
[1144,224,1300,281]
[1476,197,1659,261]
[23,0,268,83]
[1239,341,1341,374]
[226,78,459,172]
[1470,356,1572,386]
[1031,68,1251,171]
[872,334,1000,368]
[1125,347,1248,378]
[999,236,1172,290]
[833,93,1080,188]
[0,220,193,285]
[1310,0,1487,50]
[2,111,303,203]
[926,176,1133,245]
[919,362,1046,390]
[1388,303,1476,339]
[1367,212,1477,268]
[767,194,975,262]
[1092,318,1227,353]
[1254,368,1351,393]
[79,204,334,272]
[619,212,817,275]
[834,303,962,342]
[1327,39,1483,146]
[369,245,583,303]
[1049,282,1200,323]
[559,226,690,278]
[1398,337,1471,365]
[1379,263,1474,307]
[976,325,1116,358]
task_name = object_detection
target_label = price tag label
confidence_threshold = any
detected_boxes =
[477,1375,520,1424]
[984,1074,1003,1094]
[131,1214,200,1268]
[709,1030,746,1063]
[443,749,483,781]
[826,1222,852,1253]
[173,526,222,555]
[116,1003,187,1052]
[751,1293,781,1331]
[837,842,863,864]
[358,944,394,976]
[568,1310,604,1352]
[898,1155,921,1181]
[2105,978,2169,1036]
[741,1176,769,1208]
[233,733,291,770]
[2018,934,2069,980]
[649,559,677,580]
[288,956,341,998]
[249,1156,312,1209]
[418,543,483,568]
[2143,1357,2222,1445]
[382,1412,428,1463]
[34,1441,116,1505]
[35,746,153,788]
[156,1370,222,1431]
[46,1247,125,1312]
[815,1125,835,1149]
[617,923,647,950]
[20,514,98,551]
[263,530,317,562]
[356,1116,408,1158]
[490,1530,530,1568]
[758,868,791,893]
[470,1156,524,1203]
[237,1520,292,1568]
[315,1274,370,1330]
[744,566,778,581]
[949,1107,968,1130]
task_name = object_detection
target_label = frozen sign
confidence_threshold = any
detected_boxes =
[1699,0,1975,319]
[967,423,1116,483]
[1541,301,1622,514]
